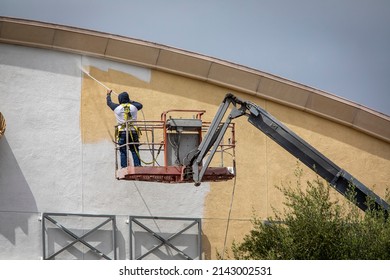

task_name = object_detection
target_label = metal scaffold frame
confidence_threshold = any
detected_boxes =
[41,212,117,260]
[129,216,202,260]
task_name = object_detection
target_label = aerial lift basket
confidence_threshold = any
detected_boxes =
[115,109,235,184]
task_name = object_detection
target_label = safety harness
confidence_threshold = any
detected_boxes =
[116,104,161,166]
[115,103,141,141]
[119,103,132,132]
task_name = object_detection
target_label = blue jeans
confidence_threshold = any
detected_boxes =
[118,131,141,167]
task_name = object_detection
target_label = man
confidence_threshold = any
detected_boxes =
[106,89,143,167]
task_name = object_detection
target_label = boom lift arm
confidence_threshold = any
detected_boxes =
[186,93,389,214]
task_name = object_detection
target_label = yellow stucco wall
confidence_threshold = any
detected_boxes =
[81,66,390,259]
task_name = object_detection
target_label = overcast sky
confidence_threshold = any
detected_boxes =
[1,0,389,115]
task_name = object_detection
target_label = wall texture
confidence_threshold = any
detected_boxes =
[0,44,209,259]
[1,20,389,260]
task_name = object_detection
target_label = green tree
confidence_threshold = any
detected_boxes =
[231,168,390,260]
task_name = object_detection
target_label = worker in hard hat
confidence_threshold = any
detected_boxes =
[106,90,143,167]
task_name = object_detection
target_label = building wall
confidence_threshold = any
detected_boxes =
[1,43,389,259]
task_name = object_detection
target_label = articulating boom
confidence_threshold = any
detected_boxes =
[187,93,389,214]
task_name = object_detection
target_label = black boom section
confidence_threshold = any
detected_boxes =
[246,102,389,214]
[189,93,389,215]
[247,113,340,183]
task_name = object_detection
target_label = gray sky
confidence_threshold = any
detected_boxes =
[1,0,390,115]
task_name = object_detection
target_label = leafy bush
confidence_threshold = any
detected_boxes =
[231,167,390,260]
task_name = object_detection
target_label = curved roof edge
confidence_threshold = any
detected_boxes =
[1,17,389,143]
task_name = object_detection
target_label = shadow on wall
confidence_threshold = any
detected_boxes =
[132,232,201,260]
[202,233,212,260]
[0,136,38,244]
[45,228,125,260]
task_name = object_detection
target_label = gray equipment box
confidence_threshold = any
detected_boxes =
[166,119,202,166]
[166,118,202,131]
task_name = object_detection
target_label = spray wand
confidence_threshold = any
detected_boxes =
[80,66,119,142]
[80,66,118,96]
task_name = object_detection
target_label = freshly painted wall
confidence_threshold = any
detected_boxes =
[1,42,389,259]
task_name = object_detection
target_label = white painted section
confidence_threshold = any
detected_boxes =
[81,56,151,83]
[0,44,208,259]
